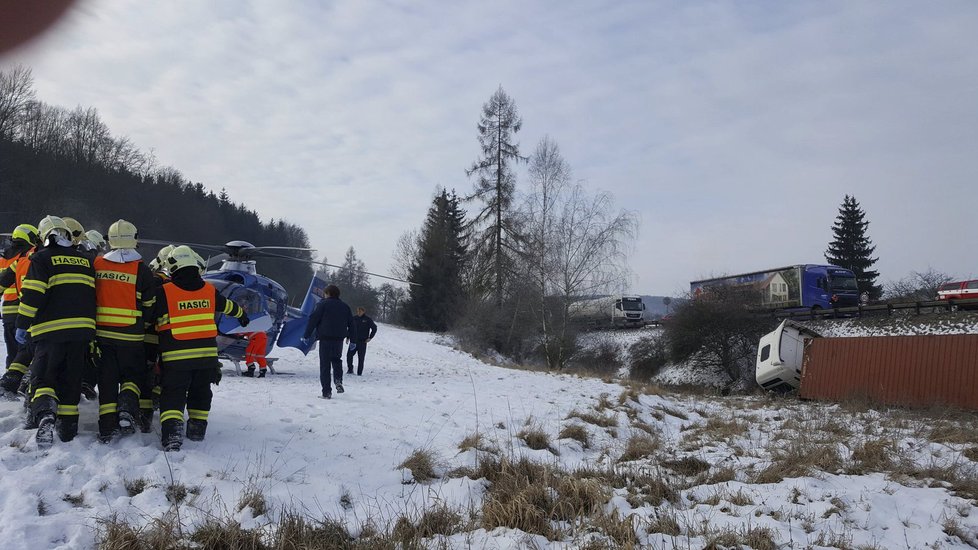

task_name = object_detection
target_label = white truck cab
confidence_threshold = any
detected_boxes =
[756,320,821,392]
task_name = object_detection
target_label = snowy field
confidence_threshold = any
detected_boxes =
[1,324,978,548]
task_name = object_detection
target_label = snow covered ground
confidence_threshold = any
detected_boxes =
[1,324,977,548]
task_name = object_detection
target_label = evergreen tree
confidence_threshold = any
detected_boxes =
[466,86,526,306]
[334,246,378,312]
[402,189,468,331]
[825,195,881,299]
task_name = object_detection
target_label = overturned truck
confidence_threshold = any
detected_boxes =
[756,321,978,409]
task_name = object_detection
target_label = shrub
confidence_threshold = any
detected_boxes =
[628,336,669,380]
[568,338,623,376]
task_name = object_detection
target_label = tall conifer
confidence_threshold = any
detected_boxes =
[825,195,881,299]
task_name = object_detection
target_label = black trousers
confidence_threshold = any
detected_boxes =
[3,318,19,369]
[96,342,146,436]
[159,365,214,425]
[318,339,344,395]
[29,339,86,440]
[346,341,368,374]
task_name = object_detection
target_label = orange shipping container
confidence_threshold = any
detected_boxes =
[799,334,978,409]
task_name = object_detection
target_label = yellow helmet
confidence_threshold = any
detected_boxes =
[12,223,39,245]
[193,251,208,272]
[37,215,70,243]
[166,245,200,274]
[85,230,106,250]
[149,244,176,273]
[107,219,138,249]
[62,217,86,245]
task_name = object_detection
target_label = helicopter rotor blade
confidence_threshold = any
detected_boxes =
[137,238,228,254]
[251,246,316,252]
[204,253,229,270]
[256,250,419,286]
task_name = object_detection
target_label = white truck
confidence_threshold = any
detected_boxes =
[570,295,647,328]
[755,320,820,392]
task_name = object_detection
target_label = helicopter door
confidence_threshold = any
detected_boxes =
[217,286,265,335]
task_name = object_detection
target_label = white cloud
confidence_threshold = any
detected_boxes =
[4,0,977,295]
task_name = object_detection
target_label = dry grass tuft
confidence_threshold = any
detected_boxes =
[629,419,657,436]
[619,434,660,463]
[123,478,149,498]
[654,405,689,420]
[518,427,555,453]
[416,504,463,538]
[754,438,843,484]
[660,456,711,477]
[567,409,618,428]
[397,448,439,483]
[191,520,265,549]
[647,509,682,536]
[847,438,897,475]
[559,424,590,448]
[236,487,268,517]
[964,447,978,463]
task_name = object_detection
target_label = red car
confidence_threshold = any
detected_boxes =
[937,280,978,301]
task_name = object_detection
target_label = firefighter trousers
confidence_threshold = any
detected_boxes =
[3,318,19,369]
[159,365,214,429]
[96,341,146,436]
[29,339,86,442]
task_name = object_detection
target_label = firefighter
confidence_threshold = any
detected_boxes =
[153,245,248,451]
[93,219,155,442]
[16,215,97,447]
[1,224,39,369]
[141,244,174,432]
[242,331,268,378]
[62,217,87,248]
[84,230,107,254]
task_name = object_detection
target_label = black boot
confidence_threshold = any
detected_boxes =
[139,408,154,433]
[98,413,119,443]
[161,419,184,452]
[257,369,266,378]
[186,418,208,441]
[242,365,255,377]
[36,413,55,449]
[57,416,79,442]
[0,370,22,394]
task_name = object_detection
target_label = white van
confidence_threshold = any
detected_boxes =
[755,320,821,392]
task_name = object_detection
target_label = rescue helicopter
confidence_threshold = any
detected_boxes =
[140,239,414,373]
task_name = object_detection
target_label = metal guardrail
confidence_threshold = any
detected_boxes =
[769,298,978,321]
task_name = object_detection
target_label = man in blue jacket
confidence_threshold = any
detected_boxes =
[302,284,355,399]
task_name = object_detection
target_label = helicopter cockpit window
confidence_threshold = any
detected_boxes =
[229,287,264,315]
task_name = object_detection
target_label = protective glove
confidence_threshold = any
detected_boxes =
[238,315,250,327]
[348,342,357,352]
[212,366,223,386]
[14,328,28,344]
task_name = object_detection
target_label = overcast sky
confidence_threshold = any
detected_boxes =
[4,1,976,296]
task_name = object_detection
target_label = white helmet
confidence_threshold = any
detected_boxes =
[62,217,86,246]
[166,245,201,274]
[85,230,106,250]
[107,219,138,249]
[149,244,176,273]
[37,215,70,243]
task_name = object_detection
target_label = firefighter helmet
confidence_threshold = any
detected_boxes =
[149,244,176,273]
[85,230,106,250]
[11,223,39,245]
[37,215,70,242]
[166,245,201,274]
[62,217,86,245]
[107,219,138,249]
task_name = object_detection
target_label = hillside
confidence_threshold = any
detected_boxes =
[2,325,978,548]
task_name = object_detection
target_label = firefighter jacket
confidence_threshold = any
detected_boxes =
[143,272,170,347]
[0,243,32,318]
[94,253,156,345]
[16,244,97,342]
[153,268,245,369]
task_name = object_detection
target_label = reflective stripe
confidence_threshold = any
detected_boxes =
[32,387,57,401]
[168,313,214,324]
[8,362,27,374]
[143,333,159,344]
[17,303,37,317]
[57,404,80,416]
[152,386,162,396]
[160,410,184,422]
[121,382,141,396]
[96,329,145,342]
[48,273,96,288]
[1,304,18,315]
[171,324,217,337]
[21,279,47,293]
[29,317,96,337]
[2,287,17,298]
[161,347,218,362]
[187,409,209,420]
[139,399,153,409]
[99,403,118,415]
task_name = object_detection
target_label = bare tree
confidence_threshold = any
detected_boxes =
[391,229,418,282]
[0,65,35,137]
[885,268,953,302]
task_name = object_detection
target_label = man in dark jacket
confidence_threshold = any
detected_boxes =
[302,284,354,399]
[346,307,377,376]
